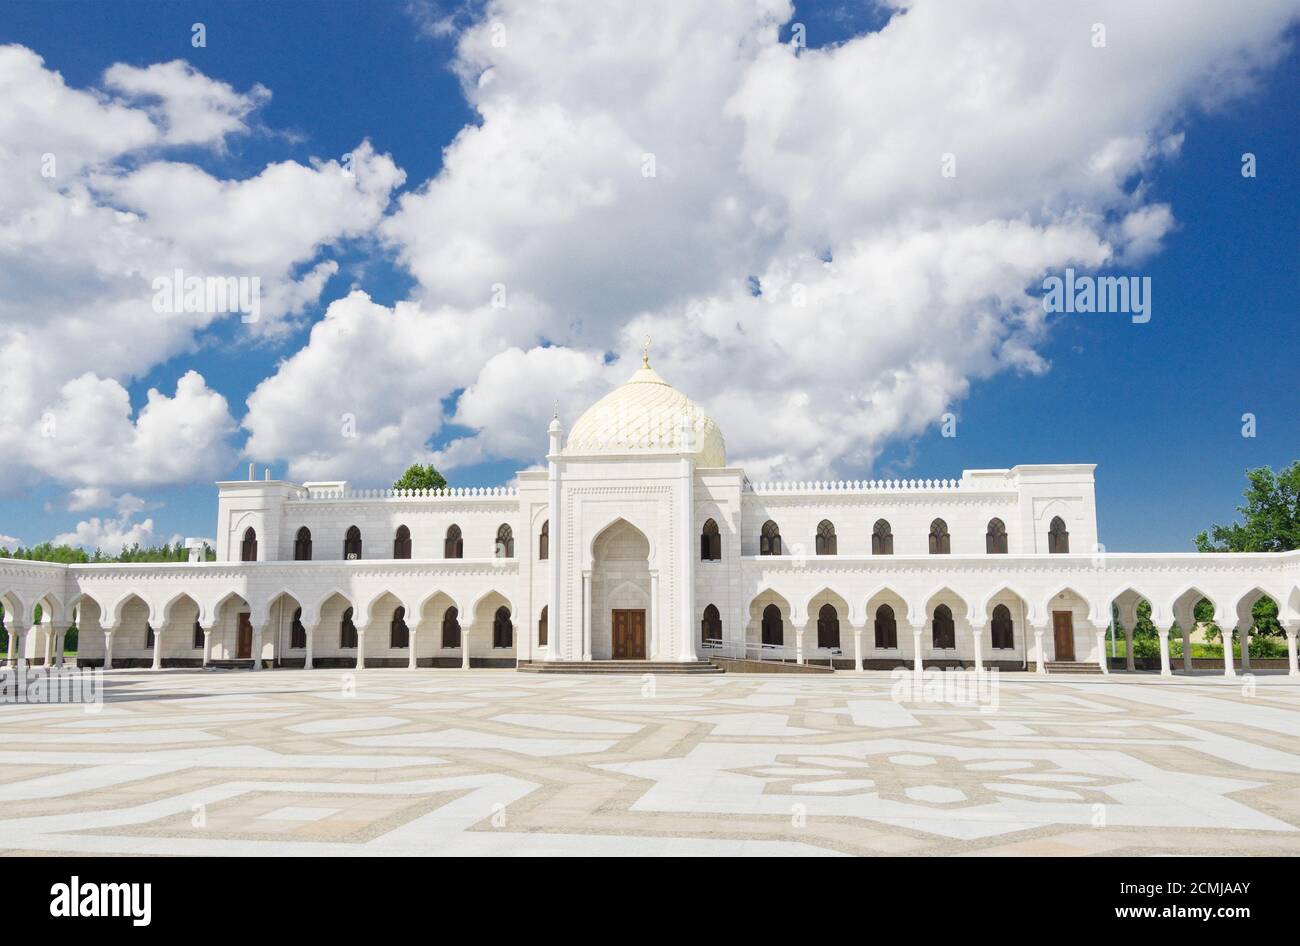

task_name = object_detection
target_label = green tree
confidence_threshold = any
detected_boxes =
[0,541,214,565]
[393,464,448,492]
[1196,461,1300,553]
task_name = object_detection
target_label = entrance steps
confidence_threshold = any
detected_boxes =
[517,660,722,675]
[1044,660,1104,675]
[707,657,833,674]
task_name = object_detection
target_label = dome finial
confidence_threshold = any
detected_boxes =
[641,334,652,368]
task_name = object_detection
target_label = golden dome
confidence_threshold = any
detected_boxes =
[566,358,726,467]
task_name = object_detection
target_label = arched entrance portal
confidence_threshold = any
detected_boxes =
[591,519,652,660]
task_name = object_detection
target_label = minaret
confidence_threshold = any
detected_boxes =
[546,408,563,660]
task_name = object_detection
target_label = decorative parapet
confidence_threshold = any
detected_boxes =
[744,478,977,494]
[295,486,519,501]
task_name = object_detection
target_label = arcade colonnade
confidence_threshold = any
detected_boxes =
[2,553,1297,676]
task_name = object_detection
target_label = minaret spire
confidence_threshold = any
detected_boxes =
[641,334,652,368]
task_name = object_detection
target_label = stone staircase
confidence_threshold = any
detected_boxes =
[1044,660,1104,675]
[517,660,723,675]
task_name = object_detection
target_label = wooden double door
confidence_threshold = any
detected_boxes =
[612,609,647,660]
[1052,611,1075,662]
[236,613,253,659]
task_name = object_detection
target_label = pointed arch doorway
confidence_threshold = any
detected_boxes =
[591,519,652,660]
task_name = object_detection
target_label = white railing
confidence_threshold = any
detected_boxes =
[701,638,794,662]
[297,486,519,501]
[744,478,973,494]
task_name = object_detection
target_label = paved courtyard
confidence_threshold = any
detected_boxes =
[1,668,1298,856]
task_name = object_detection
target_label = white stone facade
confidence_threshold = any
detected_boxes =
[2,359,1298,677]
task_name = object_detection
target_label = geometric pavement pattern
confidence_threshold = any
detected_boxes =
[1,669,1298,856]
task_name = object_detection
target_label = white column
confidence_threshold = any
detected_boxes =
[1124,626,1135,672]
[5,626,15,667]
[546,415,563,661]
[649,571,661,660]
[202,627,213,667]
[103,629,115,670]
[151,626,164,670]
[461,625,471,669]
[53,624,68,667]
[250,624,265,671]
[795,620,807,665]
[354,628,365,671]
[1095,629,1108,674]
[1157,626,1171,677]
[15,623,30,670]
[972,623,985,674]
[1285,625,1298,678]
[853,623,864,673]
[303,623,315,669]
[581,571,592,661]
[910,622,924,673]
[43,628,53,667]
[408,627,418,670]
[1222,625,1235,678]
[678,443,697,663]
[1033,627,1046,675]
[1238,623,1251,672]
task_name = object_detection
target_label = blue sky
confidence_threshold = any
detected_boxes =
[0,0,1296,553]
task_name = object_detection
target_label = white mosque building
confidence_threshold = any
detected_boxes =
[3,350,1298,677]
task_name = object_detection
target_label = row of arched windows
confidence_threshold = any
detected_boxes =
[745,517,1069,557]
[304,604,515,649]
[243,514,1069,563]
[743,602,1018,650]
[243,523,536,562]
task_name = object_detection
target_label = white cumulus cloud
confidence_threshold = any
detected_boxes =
[245,0,1300,481]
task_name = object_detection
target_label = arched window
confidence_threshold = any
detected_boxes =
[539,521,549,560]
[293,526,312,561]
[240,527,257,562]
[441,606,461,648]
[444,524,463,559]
[1048,516,1069,554]
[492,606,513,648]
[991,604,1014,649]
[290,607,306,649]
[145,621,155,648]
[872,519,893,555]
[761,603,783,645]
[932,604,955,649]
[815,520,837,555]
[700,518,721,561]
[393,525,412,559]
[343,526,362,559]
[928,518,950,555]
[496,524,514,558]
[192,618,204,649]
[340,607,357,648]
[874,603,898,648]
[760,520,782,556]
[986,518,1007,554]
[701,604,721,644]
[538,605,548,646]
[390,606,409,648]
[816,603,840,649]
